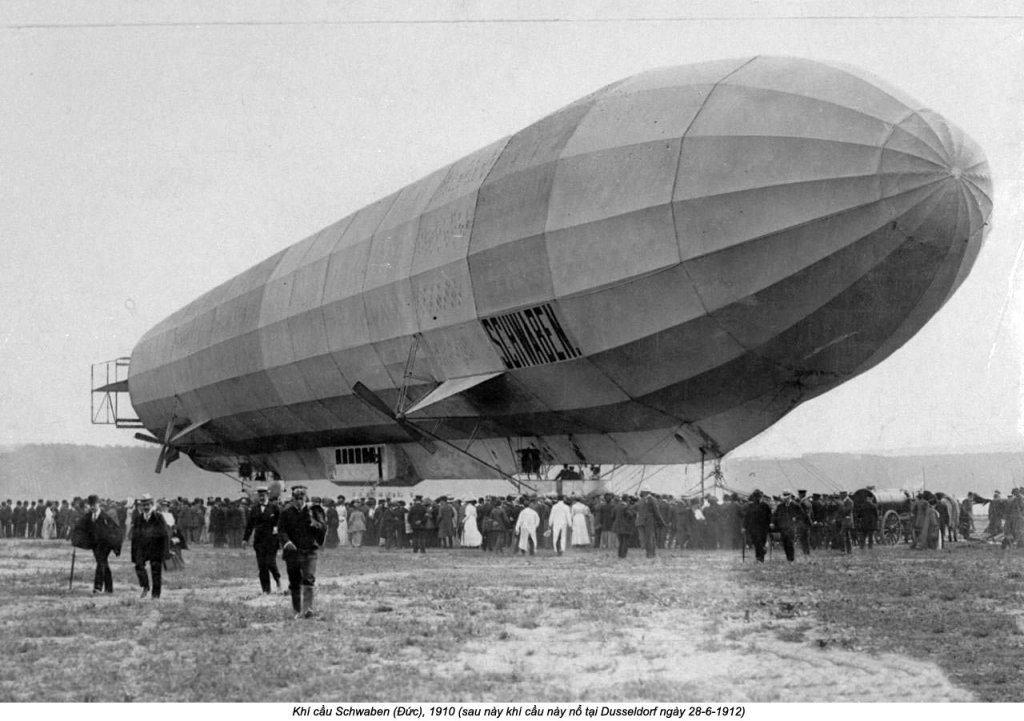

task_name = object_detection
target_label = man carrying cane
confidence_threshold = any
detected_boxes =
[70,495,123,594]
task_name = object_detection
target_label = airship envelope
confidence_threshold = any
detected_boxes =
[122,56,992,483]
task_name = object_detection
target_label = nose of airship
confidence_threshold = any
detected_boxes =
[880,109,992,289]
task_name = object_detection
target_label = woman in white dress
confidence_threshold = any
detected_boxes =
[570,498,591,547]
[42,504,56,539]
[462,502,483,548]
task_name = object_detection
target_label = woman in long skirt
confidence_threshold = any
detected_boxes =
[462,502,483,548]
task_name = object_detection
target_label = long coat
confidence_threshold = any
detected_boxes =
[72,510,124,555]
[243,502,280,552]
[131,512,169,564]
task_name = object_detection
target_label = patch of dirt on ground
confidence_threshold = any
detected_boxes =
[0,539,1020,701]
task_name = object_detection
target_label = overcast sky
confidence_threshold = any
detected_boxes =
[1,0,1022,458]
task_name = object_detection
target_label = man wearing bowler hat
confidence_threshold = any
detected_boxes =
[243,486,282,594]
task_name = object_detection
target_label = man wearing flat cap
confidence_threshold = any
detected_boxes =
[243,486,282,594]
[277,485,327,619]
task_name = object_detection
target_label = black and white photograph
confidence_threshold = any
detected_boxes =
[1,0,1022,708]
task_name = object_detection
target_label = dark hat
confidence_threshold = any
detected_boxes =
[87,494,99,505]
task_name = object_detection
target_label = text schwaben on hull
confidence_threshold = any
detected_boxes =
[481,303,582,370]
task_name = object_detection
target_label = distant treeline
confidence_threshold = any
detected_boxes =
[0,444,239,500]
[1,443,1022,502]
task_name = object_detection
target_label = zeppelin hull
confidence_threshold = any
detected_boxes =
[128,56,992,480]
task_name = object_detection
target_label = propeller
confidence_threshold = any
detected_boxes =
[134,416,208,473]
[351,381,535,491]
[352,382,436,453]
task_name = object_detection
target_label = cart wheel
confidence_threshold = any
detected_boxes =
[882,510,902,545]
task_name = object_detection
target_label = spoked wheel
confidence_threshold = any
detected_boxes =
[882,510,902,545]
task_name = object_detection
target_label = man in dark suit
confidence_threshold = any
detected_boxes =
[131,494,169,599]
[71,494,123,593]
[743,490,773,563]
[243,486,282,594]
[277,485,327,619]
[635,491,666,558]
[408,496,429,554]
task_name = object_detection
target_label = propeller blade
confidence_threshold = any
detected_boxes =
[352,382,398,420]
[154,444,167,474]
[134,433,162,445]
[396,420,436,454]
[352,382,436,453]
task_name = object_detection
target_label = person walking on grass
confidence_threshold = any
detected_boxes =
[277,485,327,619]
[242,486,282,594]
[71,494,123,594]
[131,494,169,599]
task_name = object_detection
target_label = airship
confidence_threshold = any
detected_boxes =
[93,56,992,487]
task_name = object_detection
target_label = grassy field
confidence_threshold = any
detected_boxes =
[0,538,1021,702]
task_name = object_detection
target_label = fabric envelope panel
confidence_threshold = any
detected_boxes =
[264,362,317,407]
[287,398,349,434]
[411,193,478,277]
[852,224,980,380]
[184,371,231,420]
[335,192,399,250]
[258,317,295,370]
[470,100,596,254]
[294,354,352,401]
[208,287,265,347]
[680,184,938,313]
[328,345,393,395]
[635,348,789,422]
[371,335,439,390]
[267,230,322,283]
[209,414,258,444]
[410,259,477,332]
[427,137,507,211]
[202,329,264,388]
[508,358,631,412]
[674,136,883,203]
[589,314,747,398]
[545,137,682,278]
[321,238,372,307]
[363,279,418,344]
[557,263,706,356]
[674,174,883,265]
[544,203,680,298]
[723,56,918,124]
[287,257,330,319]
[603,58,748,97]
[321,294,371,352]
[468,234,555,317]
[256,272,296,329]
[317,393,387,432]
[212,370,282,417]
[418,322,505,381]
[559,84,711,158]
[287,306,331,361]
[706,219,908,352]
[374,165,449,239]
[304,217,353,268]
[689,84,893,148]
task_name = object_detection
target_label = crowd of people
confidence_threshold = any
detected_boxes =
[3,484,1023,619]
